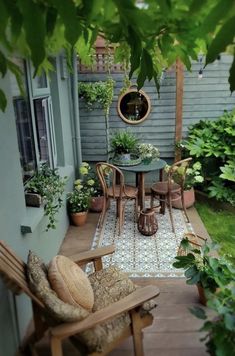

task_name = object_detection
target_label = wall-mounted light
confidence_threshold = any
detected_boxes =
[198,55,203,79]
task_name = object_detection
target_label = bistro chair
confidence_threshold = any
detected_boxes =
[150,157,192,233]
[96,162,138,235]
[0,240,159,356]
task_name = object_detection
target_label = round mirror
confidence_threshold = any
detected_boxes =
[117,87,151,125]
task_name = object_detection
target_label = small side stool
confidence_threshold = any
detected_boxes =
[138,208,158,236]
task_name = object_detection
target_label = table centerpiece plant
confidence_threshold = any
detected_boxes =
[137,143,160,164]
[110,130,140,164]
[67,162,96,226]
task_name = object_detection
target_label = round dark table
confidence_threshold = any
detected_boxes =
[118,159,167,210]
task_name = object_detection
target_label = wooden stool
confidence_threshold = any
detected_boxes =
[138,208,158,236]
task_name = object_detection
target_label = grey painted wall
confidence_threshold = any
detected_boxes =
[0,56,75,355]
[78,54,235,164]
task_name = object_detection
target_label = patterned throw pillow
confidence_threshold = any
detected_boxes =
[48,255,94,311]
[27,251,90,323]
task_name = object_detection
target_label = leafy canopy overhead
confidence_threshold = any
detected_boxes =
[0,0,235,112]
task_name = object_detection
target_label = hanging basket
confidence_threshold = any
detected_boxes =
[138,208,158,236]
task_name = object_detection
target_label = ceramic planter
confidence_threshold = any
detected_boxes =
[172,187,195,209]
[25,192,43,207]
[70,211,88,226]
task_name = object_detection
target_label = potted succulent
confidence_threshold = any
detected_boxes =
[25,164,67,231]
[167,161,204,208]
[67,162,95,226]
[173,238,235,305]
[110,130,139,163]
[137,143,160,164]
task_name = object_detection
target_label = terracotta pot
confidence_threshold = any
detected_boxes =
[197,283,207,306]
[70,211,88,226]
[172,187,195,209]
[90,196,104,213]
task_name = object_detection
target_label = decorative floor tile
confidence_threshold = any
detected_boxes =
[88,200,194,278]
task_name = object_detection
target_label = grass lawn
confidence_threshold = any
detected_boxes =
[195,200,235,264]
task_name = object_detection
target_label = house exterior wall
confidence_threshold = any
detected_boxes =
[0,56,76,355]
[79,54,235,162]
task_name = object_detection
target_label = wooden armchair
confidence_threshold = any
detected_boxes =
[0,241,159,356]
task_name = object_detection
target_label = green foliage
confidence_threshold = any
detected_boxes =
[67,162,95,213]
[169,161,204,190]
[25,165,67,231]
[1,0,235,111]
[173,239,235,293]
[78,78,114,116]
[190,285,235,356]
[110,130,139,156]
[181,111,235,204]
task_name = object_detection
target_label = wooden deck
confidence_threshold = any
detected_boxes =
[36,207,210,356]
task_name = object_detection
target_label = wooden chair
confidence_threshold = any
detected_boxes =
[0,240,159,356]
[150,157,192,233]
[96,162,138,234]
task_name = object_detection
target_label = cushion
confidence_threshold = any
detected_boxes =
[72,266,157,353]
[48,255,94,311]
[27,251,90,323]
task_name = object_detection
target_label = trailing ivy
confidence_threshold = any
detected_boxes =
[78,78,114,116]
[1,0,235,112]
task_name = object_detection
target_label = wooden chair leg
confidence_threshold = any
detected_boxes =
[160,196,166,215]
[168,196,175,233]
[130,310,144,356]
[98,197,107,228]
[181,189,190,222]
[118,199,123,235]
[50,336,63,356]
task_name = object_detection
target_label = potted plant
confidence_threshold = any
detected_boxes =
[110,130,139,162]
[25,164,67,231]
[173,238,235,305]
[190,284,235,355]
[89,172,104,213]
[168,161,204,208]
[137,143,160,164]
[67,162,95,226]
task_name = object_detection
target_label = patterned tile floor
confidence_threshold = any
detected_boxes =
[88,200,194,278]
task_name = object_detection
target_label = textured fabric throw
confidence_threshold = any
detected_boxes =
[89,200,195,278]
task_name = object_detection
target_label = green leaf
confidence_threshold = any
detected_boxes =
[46,7,58,36]
[229,55,235,93]
[189,306,207,320]
[187,271,201,285]
[137,48,153,89]
[18,0,46,71]
[200,0,234,35]
[0,89,7,112]
[0,51,7,77]
[128,27,142,79]
[206,16,235,65]
[0,1,9,37]
[53,0,81,46]
[7,59,24,96]
[3,0,22,41]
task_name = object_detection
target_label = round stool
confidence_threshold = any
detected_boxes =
[137,208,158,236]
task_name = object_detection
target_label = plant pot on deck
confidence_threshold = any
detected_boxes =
[70,211,88,226]
[172,187,195,209]
[90,196,104,213]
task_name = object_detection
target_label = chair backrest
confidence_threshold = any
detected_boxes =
[167,157,192,189]
[96,162,125,198]
[0,240,44,307]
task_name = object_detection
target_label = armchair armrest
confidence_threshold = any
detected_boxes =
[69,245,115,271]
[51,285,159,339]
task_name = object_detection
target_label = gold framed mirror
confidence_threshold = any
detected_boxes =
[117,87,151,125]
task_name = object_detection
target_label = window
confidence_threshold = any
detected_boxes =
[10,58,57,182]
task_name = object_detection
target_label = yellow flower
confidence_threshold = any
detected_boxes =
[75,184,83,191]
[74,179,82,185]
[87,179,95,186]
[82,162,89,167]
[80,166,88,175]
